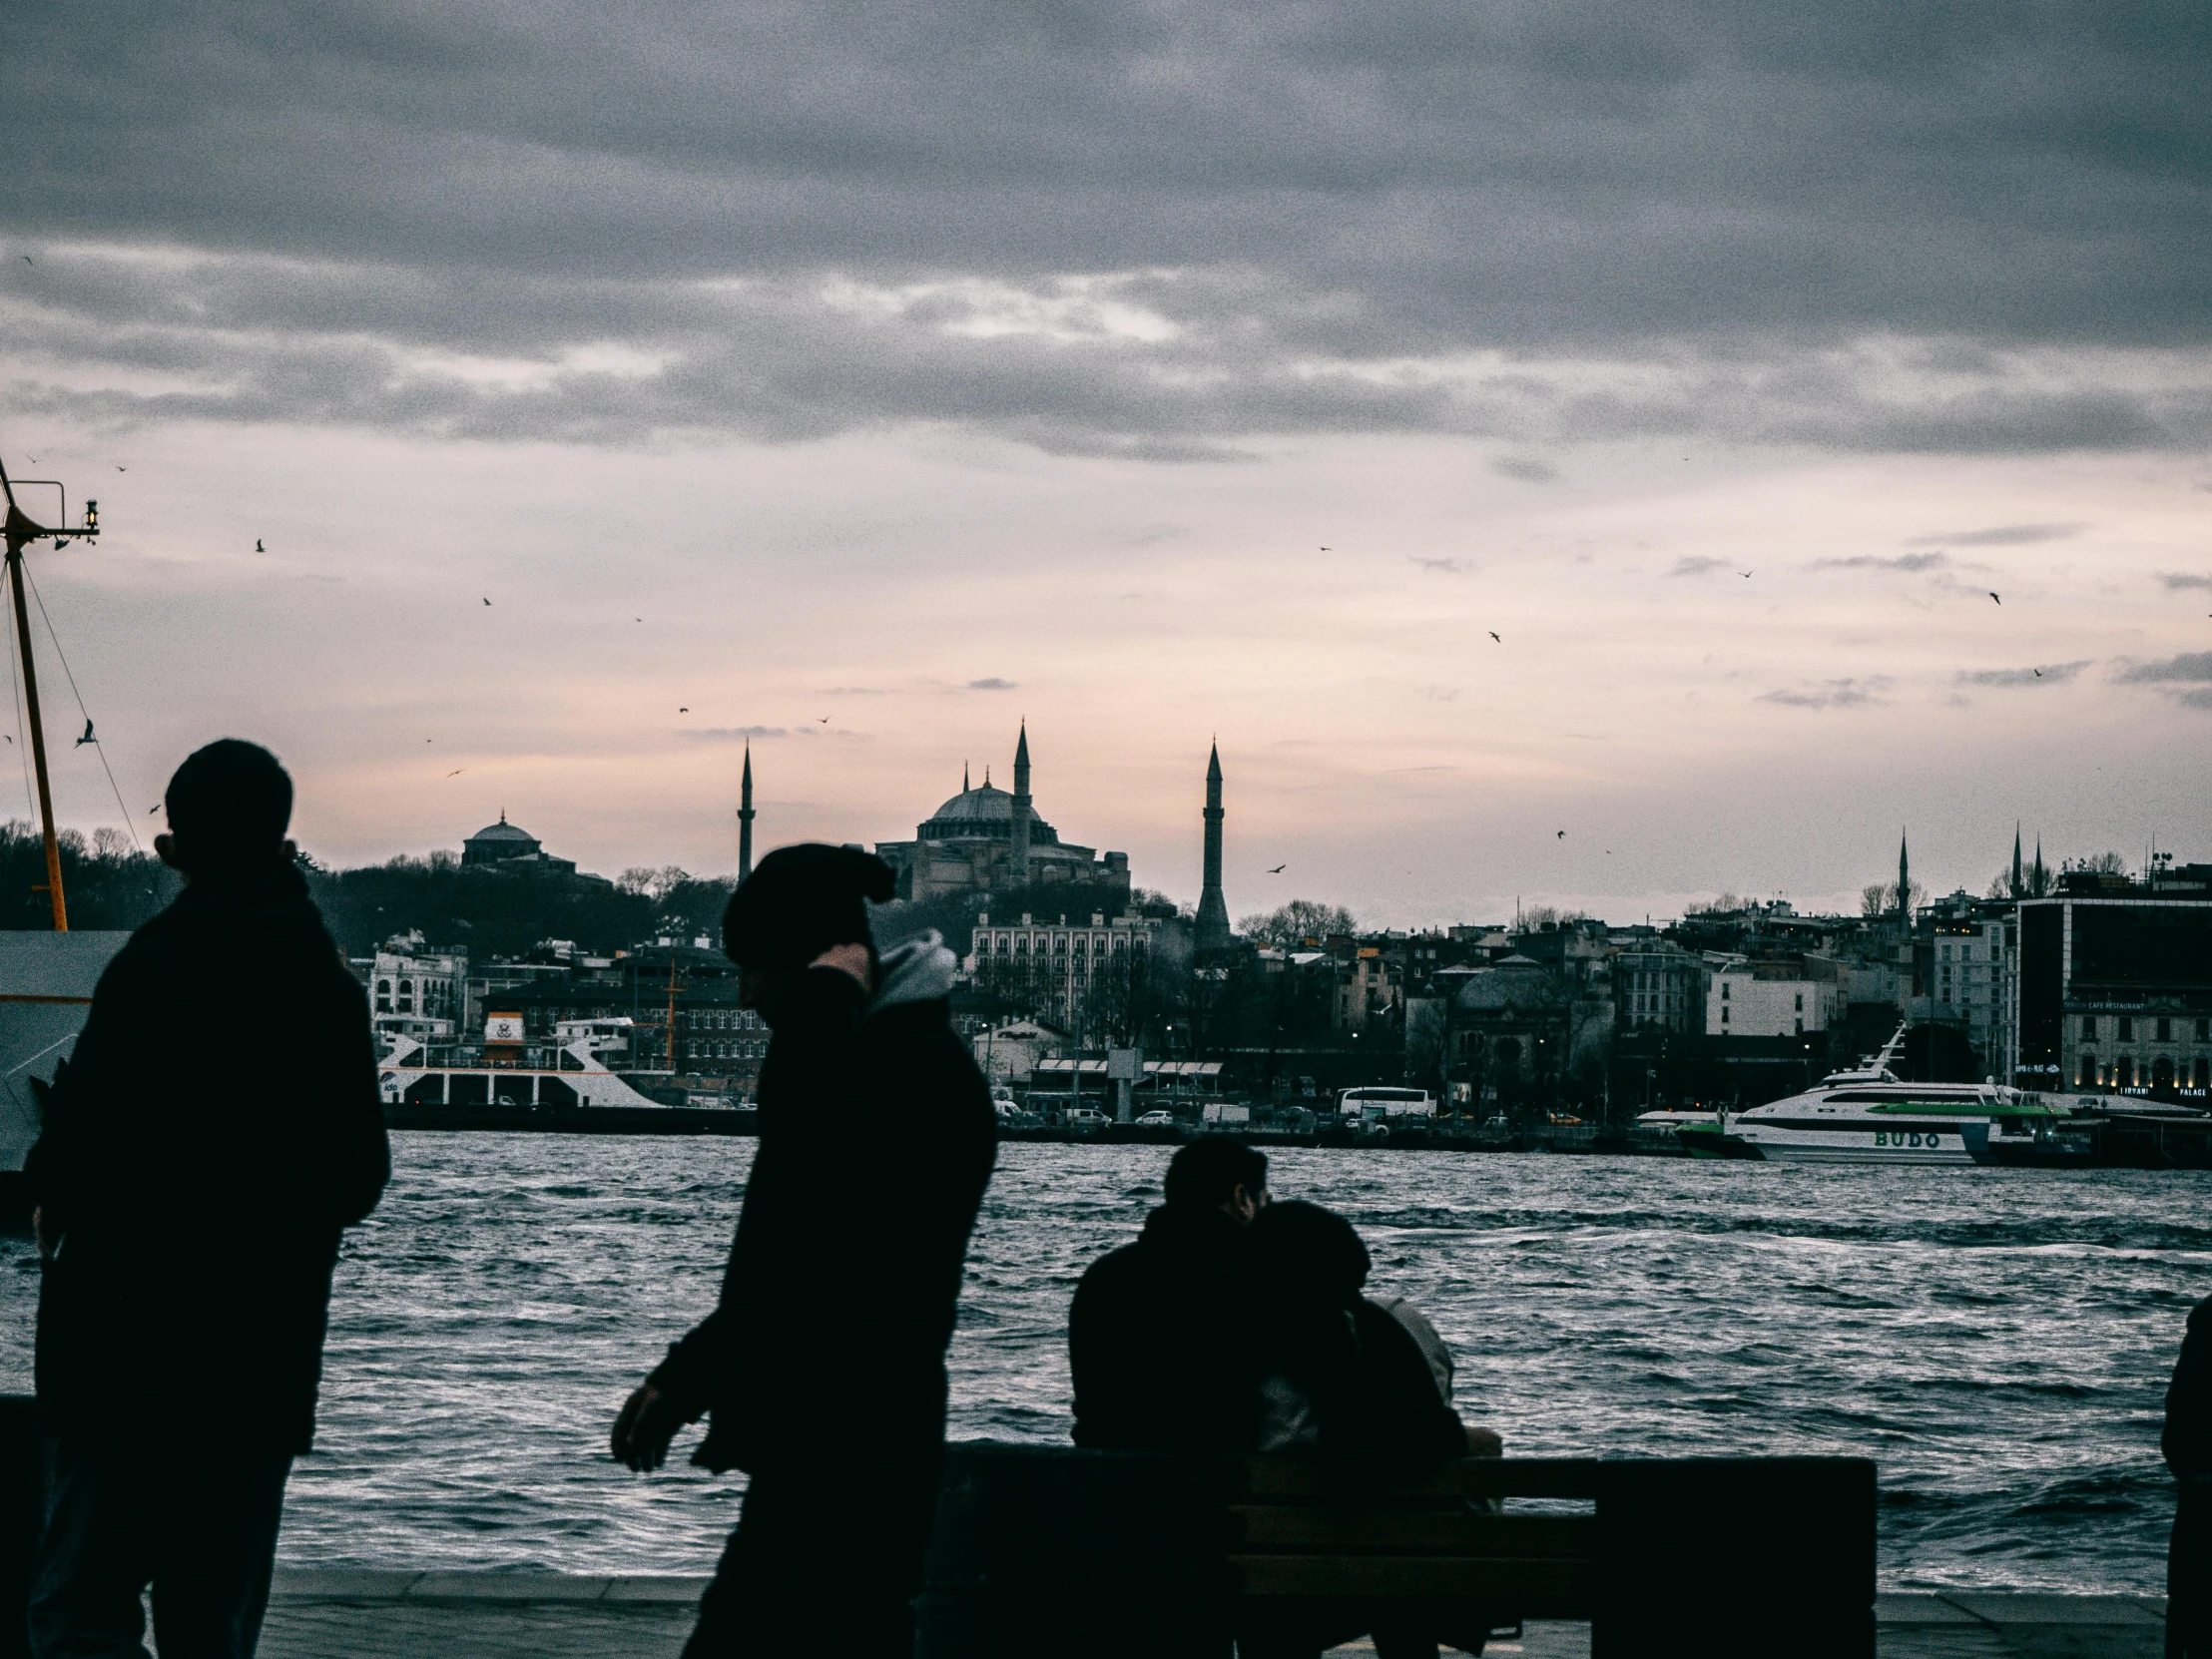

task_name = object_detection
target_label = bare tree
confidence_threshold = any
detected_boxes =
[1239,899,1357,948]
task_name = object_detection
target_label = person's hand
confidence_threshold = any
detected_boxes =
[612,1382,686,1472]
[809,941,872,991]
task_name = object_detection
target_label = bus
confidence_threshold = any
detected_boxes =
[1336,1086,1438,1127]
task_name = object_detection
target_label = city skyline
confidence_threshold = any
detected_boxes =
[0,2,2205,926]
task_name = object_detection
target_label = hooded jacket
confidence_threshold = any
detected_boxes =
[651,932,996,1472]
[26,863,389,1453]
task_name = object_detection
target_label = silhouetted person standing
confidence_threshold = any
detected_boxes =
[612,844,995,1657]
[2169,1295,2212,1657]
[24,740,389,1659]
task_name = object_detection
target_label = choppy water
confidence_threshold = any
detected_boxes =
[2,1134,2200,1592]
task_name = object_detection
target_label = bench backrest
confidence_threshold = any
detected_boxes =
[920,1443,1874,1659]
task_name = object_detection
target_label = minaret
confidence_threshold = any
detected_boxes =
[2032,834,2047,896]
[2010,824,2024,898]
[1009,722,1032,886]
[1195,741,1232,954]
[1897,830,1912,919]
[737,743,756,882]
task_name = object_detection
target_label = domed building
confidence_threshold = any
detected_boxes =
[460,811,584,879]
[874,725,1130,904]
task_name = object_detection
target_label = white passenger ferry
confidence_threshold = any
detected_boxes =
[1675,1029,2082,1165]
[378,1016,669,1111]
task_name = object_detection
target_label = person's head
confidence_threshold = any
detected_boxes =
[1248,1199,1370,1309]
[155,740,294,881]
[723,842,895,1022]
[1163,1137,1270,1225]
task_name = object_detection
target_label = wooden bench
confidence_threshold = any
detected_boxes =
[920,1442,1874,1658]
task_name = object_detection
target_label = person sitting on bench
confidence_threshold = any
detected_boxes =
[1068,1138,1270,1451]
[1242,1200,1501,1659]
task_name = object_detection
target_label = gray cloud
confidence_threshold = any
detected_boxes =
[687,725,787,740]
[1490,454,1558,482]
[1412,557,1473,574]
[1906,523,2085,547]
[1758,677,1891,710]
[1954,661,2089,687]
[2114,652,2212,684]
[1813,551,1948,572]
[1,1,2209,455]
[1670,556,1728,577]
[2160,572,2212,591]
[966,677,1016,691]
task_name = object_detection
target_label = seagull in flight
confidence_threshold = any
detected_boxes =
[255,539,265,553]
[446,769,464,778]
[1268,863,1287,873]
[1487,632,1500,643]
[20,255,30,265]
[114,466,126,472]
[482,597,492,606]
[2032,668,2043,678]
[1320,546,1332,551]
[1988,592,2001,605]
[679,707,689,713]
[1738,570,1754,579]
[818,716,830,724]
[74,720,95,748]
[1556,830,1566,838]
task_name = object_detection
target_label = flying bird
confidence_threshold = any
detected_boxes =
[818,716,830,724]
[1487,632,1500,643]
[679,707,689,713]
[114,466,125,472]
[1738,570,1754,579]
[1556,830,1566,839]
[149,805,159,814]
[1268,863,1287,873]
[74,720,95,747]
[482,597,491,606]
[255,539,264,552]
[20,256,30,265]
[1320,546,1332,551]
[1988,592,2001,605]
[2033,668,2043,678]
[446,769,464,778]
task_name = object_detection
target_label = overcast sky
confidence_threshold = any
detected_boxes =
[1,0,2207,926]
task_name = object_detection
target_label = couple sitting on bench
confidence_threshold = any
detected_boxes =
[1069,1139,1503,1658]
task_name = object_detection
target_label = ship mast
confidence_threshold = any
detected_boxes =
[0,454,101,930]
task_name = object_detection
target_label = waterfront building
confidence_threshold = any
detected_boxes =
[965,910,1168,1028]
[498,941,769,1100]
[362,942,467,1039]
[1705,956,1843,1038]
[971,1017,1070,1085]
[1611,935,1704,1034]
[2013,863,2212,1098]
[873,724,1131,904]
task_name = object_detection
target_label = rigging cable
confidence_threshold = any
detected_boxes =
[22,561,143,855]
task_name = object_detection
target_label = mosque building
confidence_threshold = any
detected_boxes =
[873,723,1131,904]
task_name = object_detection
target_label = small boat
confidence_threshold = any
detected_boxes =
[378,1017,670,1111]
[1676,1026,2085,1166]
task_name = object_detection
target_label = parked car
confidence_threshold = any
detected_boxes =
[1134,1109,1174,1127]
[1064,1107,1109,1128]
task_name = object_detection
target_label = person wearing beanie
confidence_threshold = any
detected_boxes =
[612,842,996,1657]
[24,740,389,1659]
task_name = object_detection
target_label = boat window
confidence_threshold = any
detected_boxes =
[448,1073,490,1107]
[401,1074,444,1106]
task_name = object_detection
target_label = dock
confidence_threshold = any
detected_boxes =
[250,1571,2169,1657]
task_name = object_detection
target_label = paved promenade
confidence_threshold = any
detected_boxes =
[244,1570,2170,1657]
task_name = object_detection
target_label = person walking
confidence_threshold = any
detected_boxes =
[24,739,390,1659]
[2168,1293,2212,1658]
[612,843,996,1657]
